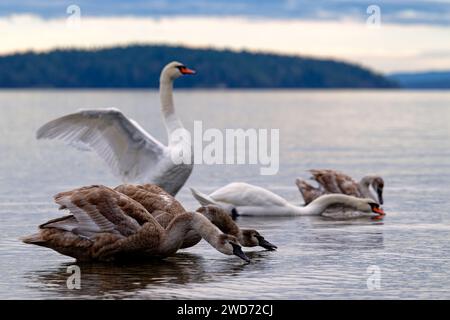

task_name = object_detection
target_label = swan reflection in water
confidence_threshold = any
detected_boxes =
[236,214,385,254]
[24,250,272,299]
[306,215,385,251]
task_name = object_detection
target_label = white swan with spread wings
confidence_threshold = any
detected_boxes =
[37,62,195,195]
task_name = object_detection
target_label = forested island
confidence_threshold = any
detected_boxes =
[389,71,450,89]
[0,45,398,88]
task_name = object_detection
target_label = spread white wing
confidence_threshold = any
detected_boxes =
[37,108,168,182]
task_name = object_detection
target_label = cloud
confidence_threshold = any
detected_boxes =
[0,14,449,73]
[1,0,450,25]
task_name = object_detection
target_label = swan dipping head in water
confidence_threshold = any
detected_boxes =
[191,183,386,219]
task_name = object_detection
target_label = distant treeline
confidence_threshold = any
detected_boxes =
[389,71,450,89]
[0,45,398,88]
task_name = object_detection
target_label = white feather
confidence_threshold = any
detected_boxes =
[209,182,289,207]
[37,62,195,195]
[192,182,379,218]
[37,109,167,182]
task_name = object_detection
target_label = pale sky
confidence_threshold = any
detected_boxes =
[0,13,449,73]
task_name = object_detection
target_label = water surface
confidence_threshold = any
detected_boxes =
[0,90,449,299]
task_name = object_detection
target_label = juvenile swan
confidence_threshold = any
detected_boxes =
[36,62,196,196]
[22,185,250,262]
[296,169,384,205]
[197,206,277,250]
[114,184,276,250]
[191,182,385,219]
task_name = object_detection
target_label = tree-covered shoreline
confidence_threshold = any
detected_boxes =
[0,45,398,89]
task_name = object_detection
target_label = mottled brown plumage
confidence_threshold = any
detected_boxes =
[197,206,240,237]
[310,169,361,196]
[22,185,250,262]
[296,169,384,205]
[114,184,276,250]
[114,184,186,216]
[197,206,276,250]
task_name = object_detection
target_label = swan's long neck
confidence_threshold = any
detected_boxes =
[160,75,183,135]
[160,212,224,254]
[292,194,363,216]
[190,213,226,250]
[200,208,240,238]
[159,213,192,254]
[358,179,370,197]
[287,202,319,216]
[358,178,379,203]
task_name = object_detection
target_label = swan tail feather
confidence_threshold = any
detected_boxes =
[295,178,323,205]
[190,188,218,207]
[21,233,45,245]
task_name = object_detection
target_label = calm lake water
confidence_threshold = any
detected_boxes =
[0,90,449,299]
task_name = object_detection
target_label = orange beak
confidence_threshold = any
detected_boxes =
[179,67,196,75]
[371,207,385,220]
